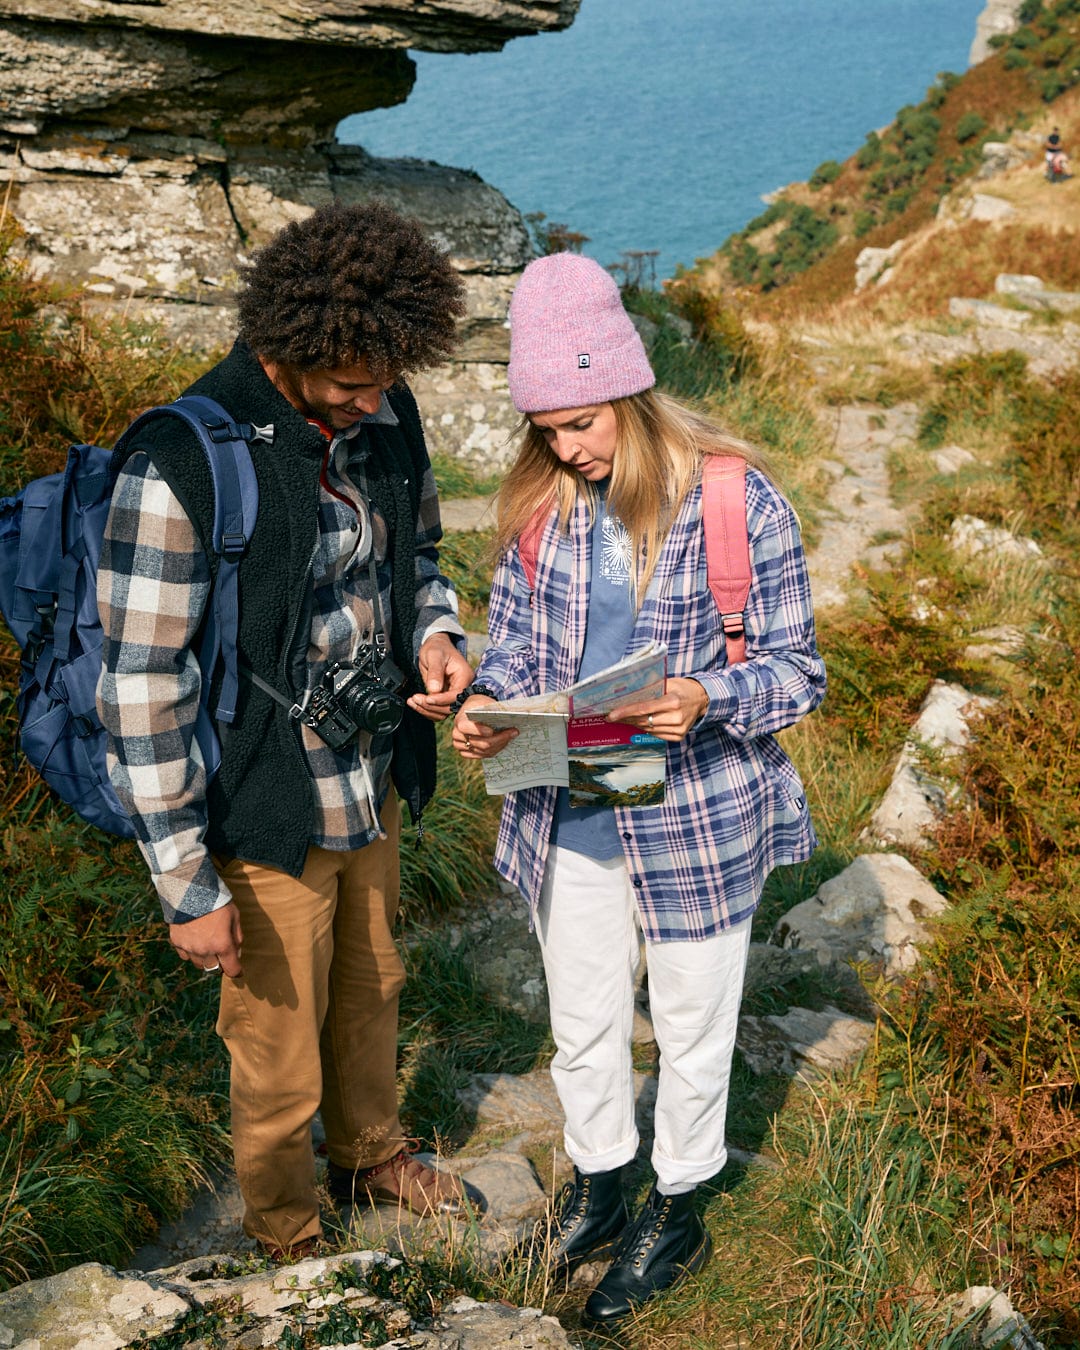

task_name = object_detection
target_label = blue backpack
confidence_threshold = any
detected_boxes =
[0,395,259,838]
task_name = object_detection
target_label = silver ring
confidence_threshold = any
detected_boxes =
[203,964,221,973]
[464,735,473,750]
[648,714,654,729]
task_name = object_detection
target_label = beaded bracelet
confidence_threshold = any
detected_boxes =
[450,683,499,715]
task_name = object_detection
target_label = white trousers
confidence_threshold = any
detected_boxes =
[536,844,753,1191]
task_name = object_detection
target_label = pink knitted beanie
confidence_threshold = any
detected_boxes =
[506,253,655,413]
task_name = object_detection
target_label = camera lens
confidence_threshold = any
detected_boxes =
[340,680,404,736]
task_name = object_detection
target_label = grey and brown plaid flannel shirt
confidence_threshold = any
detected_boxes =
[96,399,465,924]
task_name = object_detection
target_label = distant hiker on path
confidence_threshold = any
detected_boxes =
[452,253,825,1323]
[1045,126,1069,179]
[97,201,476,1257]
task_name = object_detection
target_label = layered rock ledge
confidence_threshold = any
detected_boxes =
[0,0,582,466]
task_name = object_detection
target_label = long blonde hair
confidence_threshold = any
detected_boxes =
[495,388,770,601]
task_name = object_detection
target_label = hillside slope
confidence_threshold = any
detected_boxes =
[688,0,1080,322]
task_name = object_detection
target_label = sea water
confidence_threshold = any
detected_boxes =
[338,0,985,278]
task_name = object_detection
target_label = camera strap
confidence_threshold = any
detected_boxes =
[364,553,393,666]
[237,660,306,721]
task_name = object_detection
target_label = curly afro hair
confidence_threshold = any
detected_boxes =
[237,200,466,379]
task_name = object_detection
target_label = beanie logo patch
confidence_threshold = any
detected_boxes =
[577,353,591,368]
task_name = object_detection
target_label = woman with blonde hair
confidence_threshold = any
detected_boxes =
[452,253,825,1324]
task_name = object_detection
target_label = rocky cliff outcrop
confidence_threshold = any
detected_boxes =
[969,0,1025,65]
[0,0,580,466]
[0,1,578,53]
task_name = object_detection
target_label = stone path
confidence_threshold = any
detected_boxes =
[807,401,918,609]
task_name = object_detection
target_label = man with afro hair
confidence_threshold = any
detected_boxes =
[97,200,480,1256]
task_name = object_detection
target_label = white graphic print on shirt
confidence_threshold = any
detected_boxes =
[600,512,632,584]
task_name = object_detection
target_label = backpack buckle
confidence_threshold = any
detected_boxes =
[219,532,248,560]
[720,612,745,639]
[26,603,56,663]
[71,714,96,738]
[207,419,274,446]
[205,419,238,444]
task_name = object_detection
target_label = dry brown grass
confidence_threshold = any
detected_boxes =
[863,218,1080,320]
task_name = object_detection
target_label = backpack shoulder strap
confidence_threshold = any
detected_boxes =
[115,396,261,724]
[518,507,548,604]
[518,465,751,665]
[701,455,751,666]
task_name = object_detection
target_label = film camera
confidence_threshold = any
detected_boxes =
[302,649,407,751]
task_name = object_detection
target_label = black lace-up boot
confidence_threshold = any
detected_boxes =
[584,1182,712,1323]
[522,1165,628,1279]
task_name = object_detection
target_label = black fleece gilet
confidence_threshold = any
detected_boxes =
[120,340,436,878]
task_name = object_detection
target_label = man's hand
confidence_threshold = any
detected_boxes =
[408,633,474,722]
[169,903,244,979]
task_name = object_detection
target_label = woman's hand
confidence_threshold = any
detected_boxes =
[607,678,709,742]
[452,695,518,759]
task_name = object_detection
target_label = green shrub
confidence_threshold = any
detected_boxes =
[853,209,877,237]
[884,187,916,219]
[1004,46,1033,68]
[428,451,500,501]
[955,112,987,144]
[431,527,494,629]
[727,239,762,288]
[743,204,838,290]
[1038,33,1072,64]
[647,321,738,403]
[1012,25,1039,47]
[897,106,942,143]
[861,100,942,205]
[809,159,842,189]
[811,595,963,757]
[1040,70,1068,98]
[939,155,964,186]
[1019,0,1043,19]
[856,132,882,168]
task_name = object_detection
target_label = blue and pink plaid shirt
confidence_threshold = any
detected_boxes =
[475,464,826,942]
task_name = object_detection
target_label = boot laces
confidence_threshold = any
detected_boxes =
[552,1174,590,1240]
[614,1193,671,1266]
[360,1139,428,1183]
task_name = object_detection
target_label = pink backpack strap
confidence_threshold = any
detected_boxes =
[518,504,549,605]
[701,455,751,665]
